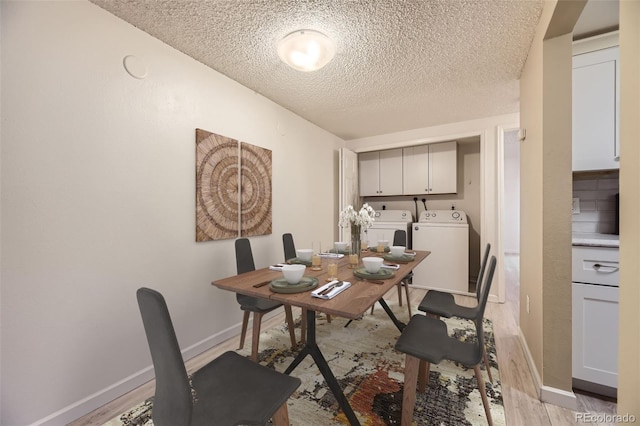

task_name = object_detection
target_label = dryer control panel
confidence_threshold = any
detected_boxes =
[418,210,467,223]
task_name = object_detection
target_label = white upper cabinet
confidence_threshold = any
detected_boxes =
[402,141,457,195]
[358,148,403,196]
[573,45,619,171]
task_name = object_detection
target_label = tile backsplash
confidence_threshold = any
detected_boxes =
[572,172,619,234]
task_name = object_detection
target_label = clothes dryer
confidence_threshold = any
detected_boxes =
[411,210,469,294]
[365,210,413,249]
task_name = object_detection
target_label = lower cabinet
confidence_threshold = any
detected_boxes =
[572,282,619,389]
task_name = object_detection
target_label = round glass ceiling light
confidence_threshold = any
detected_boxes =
[277,29,336,72]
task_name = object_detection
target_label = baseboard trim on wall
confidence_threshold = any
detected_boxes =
[517,327,578,411]
[32,316,257,426]
[540,385,578,411]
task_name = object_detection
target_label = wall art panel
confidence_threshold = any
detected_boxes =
[195,129,272,241]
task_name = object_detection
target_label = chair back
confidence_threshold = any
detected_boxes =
[235,238,256,274]
[136,288,192,426]
[474,256,497,355]
[393,229,407,246]
[283,233,296,261]
[475,243,491,300]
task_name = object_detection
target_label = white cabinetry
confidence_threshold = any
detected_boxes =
[572,245,619,391]
[402,141,457,195]
[572,46,619,171]
[358,149,403,196]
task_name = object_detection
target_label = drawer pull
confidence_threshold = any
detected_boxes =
[593,263,619,273]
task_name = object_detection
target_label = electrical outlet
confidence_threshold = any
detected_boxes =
[526,295,530,314]
[572,198,580,214]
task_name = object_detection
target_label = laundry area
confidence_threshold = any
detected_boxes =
[357,137,482,295]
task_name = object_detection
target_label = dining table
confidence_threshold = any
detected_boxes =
[211,249,430,426]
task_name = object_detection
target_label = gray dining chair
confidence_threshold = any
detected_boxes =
[282,233,308,341]
[417,243,493,382]
[370,229,412,317]
[136,287,301,426]
[236,238,297,361]
[394,256,497,426]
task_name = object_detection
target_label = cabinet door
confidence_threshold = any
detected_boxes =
[572,283,619,388]
[378,149,403,195]
[358,151,380,196]
[573,47,619,171]
[402,145,430,195]
[429,141,457,194]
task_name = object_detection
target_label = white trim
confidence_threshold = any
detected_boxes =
[496,123,520,304]
[573,30,619,56]
[540,386,578,411]
[518,327,578,411]
[518,326,542,397]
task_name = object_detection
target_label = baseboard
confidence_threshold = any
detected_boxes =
[517,327,578,411]
[517,326,542,397]
[31,315,263,426]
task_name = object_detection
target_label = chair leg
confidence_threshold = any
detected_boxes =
[483,346,493,383]
[238,311,250,350]
[417,360,430,392]
[474,364,494,426]
[397,283,403,306]
[301,308,307,344]
[370,305,375,315]
[401,354,420,426]
[326,314,332,323]
[403,281,412,317]
[251,312,264,362]
[284,305,296,349]
[271,402,290,426]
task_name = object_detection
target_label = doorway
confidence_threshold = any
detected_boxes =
[500,128,521,310]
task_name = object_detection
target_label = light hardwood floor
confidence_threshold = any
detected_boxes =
[71,254,616,425]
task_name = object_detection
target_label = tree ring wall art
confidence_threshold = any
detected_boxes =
[195,129,272,242]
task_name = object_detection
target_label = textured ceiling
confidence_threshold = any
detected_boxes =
[90,0,546,140]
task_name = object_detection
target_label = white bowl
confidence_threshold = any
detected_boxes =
[334,241,347,252]
[362,257,384,273]
[377,239,389,248]
[282,264,306,284]
[390,246,405,257]
[296,248,313,262]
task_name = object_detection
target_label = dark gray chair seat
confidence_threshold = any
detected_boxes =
[394,256,497,426]
[137,287,301,426]
[417,243,492,381]
[282,233,309,339]
[236,238,297,361]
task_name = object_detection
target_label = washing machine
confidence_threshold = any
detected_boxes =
[365,210,413,248]
[412,210,469,294]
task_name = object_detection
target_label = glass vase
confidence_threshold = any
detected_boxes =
[350,224,362,256]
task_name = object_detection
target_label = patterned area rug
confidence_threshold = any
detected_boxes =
[105,301,504,425]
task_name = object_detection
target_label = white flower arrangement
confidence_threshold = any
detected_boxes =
[339,203,376,229]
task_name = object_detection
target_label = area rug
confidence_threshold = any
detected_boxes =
[105,301,504,425]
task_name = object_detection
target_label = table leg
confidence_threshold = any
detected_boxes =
[284,309,361,426]
[378,298,406,331]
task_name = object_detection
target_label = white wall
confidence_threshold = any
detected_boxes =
[0,2,343,424]
[346,113,520,303]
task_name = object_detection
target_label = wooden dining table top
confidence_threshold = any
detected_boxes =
[212,250,430,319]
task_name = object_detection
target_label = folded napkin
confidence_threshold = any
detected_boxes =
[269,264,287,271]
[311,280,351,299]
[381,263,400,270]
[320,253,345,259]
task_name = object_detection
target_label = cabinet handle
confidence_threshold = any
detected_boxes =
[593,263,619,273]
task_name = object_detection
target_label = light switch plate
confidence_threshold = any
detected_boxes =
[572,198,580,214]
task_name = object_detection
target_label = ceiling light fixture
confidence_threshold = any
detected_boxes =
[277,29,336,72]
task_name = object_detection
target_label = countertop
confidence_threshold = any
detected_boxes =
[572,233,619,248]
